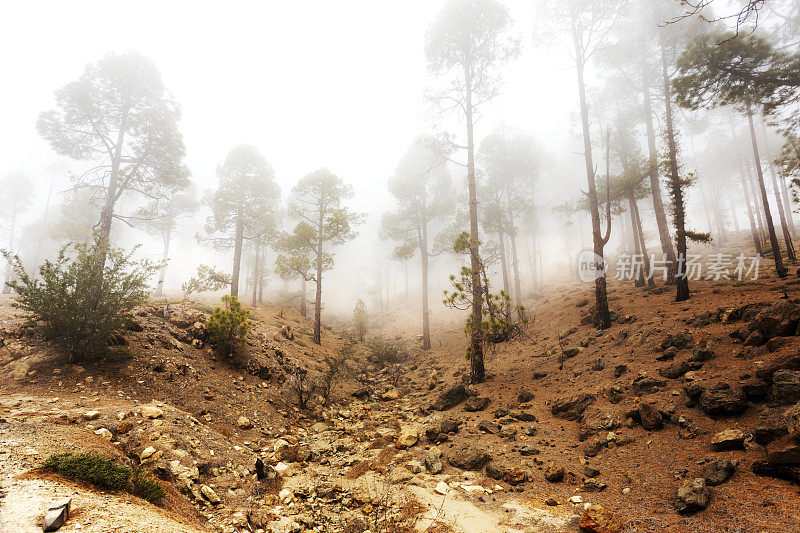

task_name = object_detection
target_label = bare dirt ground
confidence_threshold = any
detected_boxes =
[2,236,800,532]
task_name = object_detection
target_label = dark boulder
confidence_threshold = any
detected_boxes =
[772,370,800,405]
[477,420,501,434]
[509,410,536,422]
[702,459,736,486]
[674,478,709,514]
[631,375,667,395]
[638,403,663,430]
[517,391,535,403]
[659,360,692,380]
[661,332,692,351]
[551,393,595,421]
[424,453,443,474]
[544,464,565,482]
[432,384,468,411]
[742,380,770,402]
[698,383,748,416]
[463,396,490,412]
[445,445,490,470]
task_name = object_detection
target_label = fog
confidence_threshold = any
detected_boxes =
[1,0,798,323]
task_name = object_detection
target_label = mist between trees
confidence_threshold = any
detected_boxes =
[1,0,799,383]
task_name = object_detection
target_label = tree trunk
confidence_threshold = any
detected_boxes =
[420,223,431,351]
[252,244,260,307]
[631,195,655,288]
[536,234,544,293]
[766,151,796,260]
[300,278,307,317]
[420,198,432,351]
[507,215,522,306]
[728,191,740,233]
[747,108,786,277]
[748,162,768,248]
[404,261,409,304]
[761,120,797,237]
[258,250,264,303]
[573,16,611,328]
[526,235,536,291]
[698,183,717,243]
[621,216,633,255]
[314,209,324,345]
[464,62,484,383]
[739,163,763,255]
[154,230,171,297]
[628,196,645,288]
[97,115,128,269]
[498,227,510,301]
[641,43,677,276]
[779,170,797,237]
[231,214,244,297]
[660,36,690,301]
[31,172,57,277]
[385,260,390,305]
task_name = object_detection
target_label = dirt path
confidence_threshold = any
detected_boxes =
[409,485,577,532]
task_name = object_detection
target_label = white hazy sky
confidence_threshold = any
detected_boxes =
[0,0,596,304]
[1,1,579,210]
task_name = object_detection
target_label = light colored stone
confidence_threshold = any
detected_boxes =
[139,405,164,419]
[711,428,745,451]
[43,497,71,531]
[83,410,101,420]
[9,360,30,381]
[396,428,419,450]
[434,481,450,495]
[200,484,220,504]
[140,446,156,460]
[94,428,112,439]
[382,388,401,401]
[274,462,293,476]
[237,416,252,429]
[388,467,413,484]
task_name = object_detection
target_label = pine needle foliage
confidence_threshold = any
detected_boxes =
[206,295,250,357]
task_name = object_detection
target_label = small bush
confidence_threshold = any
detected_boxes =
[316,343,353,404]
[42,452,131,491]
[130,466,166,503]
[3,240,157,362]
[352,299,368,341]
[41,453,165,503]
[206,295,250,356]
[443,231,528,353]
[366,336,408,366]
[287,367,315,409]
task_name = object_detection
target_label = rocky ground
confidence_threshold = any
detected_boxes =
[3,241,800,532]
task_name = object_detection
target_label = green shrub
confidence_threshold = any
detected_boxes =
[3,240,157,362]
[366,336,408,365]
[316,342,353,404]
[443,231,528,351]
[42,452,131,491]
[352,299,368,342]
[41,452,165,503]
[130,466,166,503]
[206,295,250,356]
